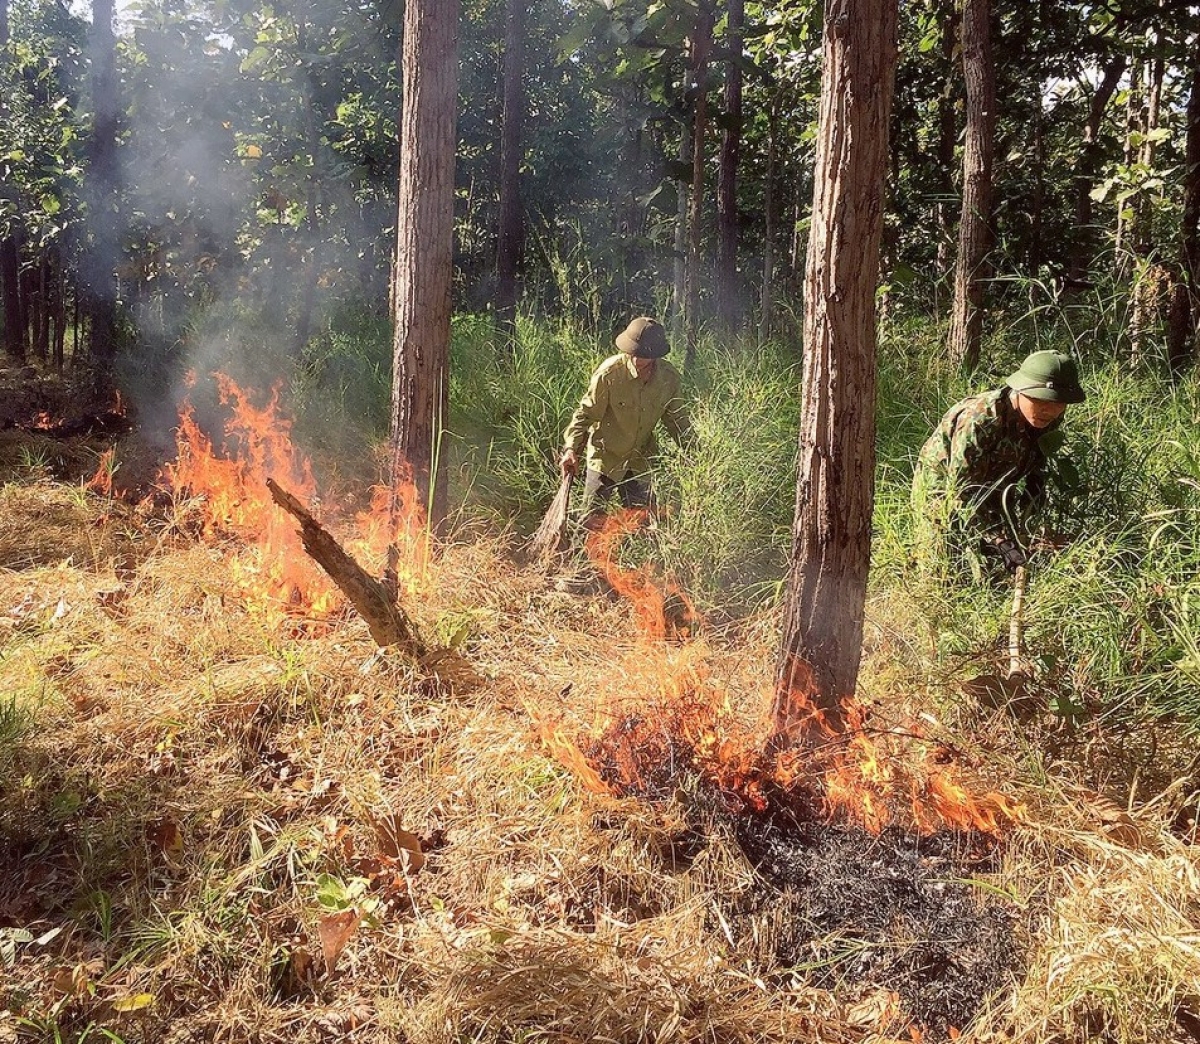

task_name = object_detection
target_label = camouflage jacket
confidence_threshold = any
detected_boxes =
[913,387,1061,541]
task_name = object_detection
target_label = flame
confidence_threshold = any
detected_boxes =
[163,373,426,627]
[584,508,697,642]
[545,508,1025,839]
[85,448,117,496]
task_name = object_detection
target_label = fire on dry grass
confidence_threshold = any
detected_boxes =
[164,372,428,628]
[2,425,1200,1042]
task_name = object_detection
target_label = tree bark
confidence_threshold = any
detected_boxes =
[1176,19,1200,375]
[716,0,744,336]
[934,0,959,291]
[759,95,779,344]
[390,0,459,533]
[772,0,898,743]
[1067,55,1126,285]
[495,0,526,338]
[947,0,995,372]
[0,0,25,365]
[266,479,427,658]
[684,2,715,368]
[671,117,691,339]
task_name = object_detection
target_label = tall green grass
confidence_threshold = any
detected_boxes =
[291,304,1200,730]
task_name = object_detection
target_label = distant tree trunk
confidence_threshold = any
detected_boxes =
[672,119,691,338]
[1175,22,1200,375]
[0,0,25,365]
[759,95,779,344]
[934,0,959,294]
[390,0,459,532]
[1068,55,1126,285]
[81,0,121,371]
[716,0,744,336]
[772,0,898,743]
[1116,60,1142,268]
[684,2,715,368]
[948,0,994,372]
[495,0,526,338]
[1130,51,1165,363]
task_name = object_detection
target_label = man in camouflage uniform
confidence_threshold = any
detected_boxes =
[555,316,690,592]
[912,350,1086,577]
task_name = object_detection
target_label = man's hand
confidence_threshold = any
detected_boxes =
[985,535,1027,572]
[560,449,578,478]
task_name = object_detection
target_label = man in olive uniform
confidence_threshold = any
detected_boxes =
[560,316,690,524]
[555,317,690,592]
[912,349,1086,576]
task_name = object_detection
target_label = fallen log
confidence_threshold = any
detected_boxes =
[266,477,428,660]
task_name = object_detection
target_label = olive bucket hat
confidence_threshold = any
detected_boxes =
[616,316,670,359]
[1006,350,1086,404]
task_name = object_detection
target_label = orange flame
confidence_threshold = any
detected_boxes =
[584,508,697,642]
[547,509,1025,838]
[85,449,117,496]
[164,373,427,626]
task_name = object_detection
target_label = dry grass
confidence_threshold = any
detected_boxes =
[1,472,1199,1044]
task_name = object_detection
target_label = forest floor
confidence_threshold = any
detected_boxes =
[1,407,1199,1044]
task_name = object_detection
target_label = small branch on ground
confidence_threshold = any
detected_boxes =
[266,477,428,662]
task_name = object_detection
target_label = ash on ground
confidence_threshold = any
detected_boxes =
[726,802,1023,1039]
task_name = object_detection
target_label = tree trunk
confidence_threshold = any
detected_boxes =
[1116,59,1142,267]
[1176,19,1200,375]
[772,0,898,743]
[0,0,25,365]
[716,0,744,336]
[390,0,459,533]
[759,95,779,345]
[495,0,525,338]
[671,119,691,338]
[684,3,714,368]
[81,0,121,370]
[947,0,995,372]
[1068,55,1126,285]
[934,0,959,294]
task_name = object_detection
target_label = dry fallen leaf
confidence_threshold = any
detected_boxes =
[318,909,360,974]
[371,812,425,872]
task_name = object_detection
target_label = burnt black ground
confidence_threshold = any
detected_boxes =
[726,798,1023,1039]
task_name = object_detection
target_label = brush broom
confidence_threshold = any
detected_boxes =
[528,470,574,565]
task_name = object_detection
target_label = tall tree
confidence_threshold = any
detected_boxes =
[80,0,121,368]
[495,0,526,336]
[0,0,26,364]
[1174,13,1200,374]
[947,0,995,371]
[716,0,744,334]
[1067,54,1127,285]
[772,0,898,742]
[684,1,715,366]
[390,0,459,531]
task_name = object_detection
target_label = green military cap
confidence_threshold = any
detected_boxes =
[616,317,670,359]
[1006,350,1085,404]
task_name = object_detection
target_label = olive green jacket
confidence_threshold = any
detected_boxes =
[563,354,690,479]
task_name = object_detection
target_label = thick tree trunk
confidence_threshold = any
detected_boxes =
[716,0,744,336]
[0,0,25,365]
[684,3,714,368]
[1067,55,1126,285]
[948,0,995,372]
[772,0,898,743]
[495,0,525,336]
[390,0,459,533]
